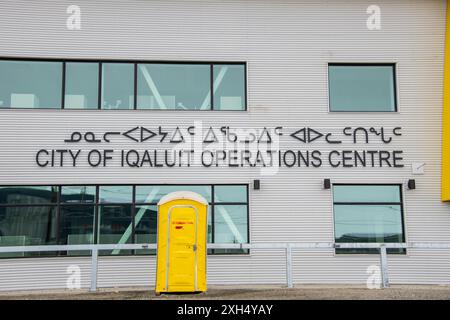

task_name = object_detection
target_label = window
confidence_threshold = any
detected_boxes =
[213,64,246,110]
[328,64,397,112]
[135,185,211,203]
[58,205,95,255]
[59,186,96,255]
[137,64,211,110]
[212,185,248,254]
[0,59,246,110]
[0,206,57,258]
[99,185,133,203]
[0,186,58,257]
[333,184,405,254]
[64,62,99,109]
[98,204,133,255]
[134,205,157,255]
[101,63,134,109]
[61,186,96,203]
[0,60,62,109]
[0,186,58,204]
[135,185,248,254]
[0,184,249,258]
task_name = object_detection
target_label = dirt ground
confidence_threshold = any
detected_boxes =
[1,285,450,300]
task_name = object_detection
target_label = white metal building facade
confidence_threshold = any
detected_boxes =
[0,0,449,291]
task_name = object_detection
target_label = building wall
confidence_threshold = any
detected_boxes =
[0,0,449,290]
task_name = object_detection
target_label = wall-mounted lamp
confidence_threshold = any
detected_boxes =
[407,179,416,190]
[323,179,331,189]
[253,179,260,190]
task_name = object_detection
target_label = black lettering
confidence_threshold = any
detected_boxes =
[228,150,239,167]
[55,149,67,167]
[201,151,214,167]
[367,150,377,167]
[283,150,296,167]
[328,150,340,167]
[68,150,81,167]
[165,150,176,167]
[342,150,353,167]
[393,150,404,167]
[354,150,366,167]
[379,150,392,167]
[36,149,49,167]
[216,151,226,167]
[126,150,140,167]
[103,150,113,167]
[88,150,102,167]
[153,150,163,167]
[311,150,322,167]
[241,150,252,167]
[298,151,309,167]
[140,150,153,167]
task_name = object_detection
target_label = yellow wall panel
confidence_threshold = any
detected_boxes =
[443,1,450,201]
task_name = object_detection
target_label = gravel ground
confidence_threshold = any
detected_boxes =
[1,285,450,300]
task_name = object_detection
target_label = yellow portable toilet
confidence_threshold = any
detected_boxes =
[155,191,208,294]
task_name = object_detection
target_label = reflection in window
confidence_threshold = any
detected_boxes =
[98,205,132,255]
[99,186,132,203]
[0,184,249,258]
[213,64,245,110]
[137,64,210,110]
[0,186,57,205]
[214,185,247,203]
[333,184,405,254]
[0,206,57,257]
[328,64,396,112]
[61,186,96,203]
[135,185,212,203]
[134,205,157,254]
[334,185,401,203]
[59,205,95,255]
[0,60,62,109]
[65,62,99,109]
[101,63,134,109]
[214,205,248,254]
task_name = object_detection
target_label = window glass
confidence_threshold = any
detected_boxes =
[135,185,211,203]
[101,63,134,109]
[99,186,132,203]
[214,205,248,254]
[333,185,401,203]
[214,185,247,203]
[61,186,96,203]
[0,184,250,258]
[97,205,132,255]
[0,60,62,109]
[134,205,157,255]
[329,64,396,112]
[137,64,210,110]
[65,62,99,109]
[0,186,57,205]
[333,185,404,254]
[213,64,245,110]
[59,205,95,255]
[0,206,57,257]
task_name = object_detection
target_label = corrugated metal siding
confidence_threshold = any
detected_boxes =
[0,0,449,290]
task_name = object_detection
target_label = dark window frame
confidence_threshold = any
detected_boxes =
[328,63,398,113]
[0,57,247,111]
[332,183,406,255]
[0,183,250,259]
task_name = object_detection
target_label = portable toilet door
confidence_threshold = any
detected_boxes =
[155,191,208,294]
